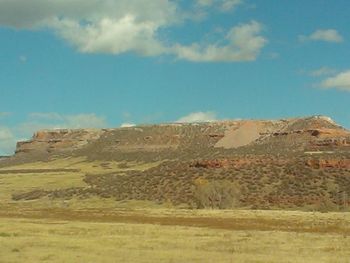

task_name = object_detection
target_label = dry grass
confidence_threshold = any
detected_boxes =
[0,157,162,204]
[0,157,161,174]
[1,157,350,262]
[0,172,86,201]
[0,216,350,263]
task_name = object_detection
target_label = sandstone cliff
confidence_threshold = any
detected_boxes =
[13,115,350,160]
[15,129,104,155]
[4,115,350,211]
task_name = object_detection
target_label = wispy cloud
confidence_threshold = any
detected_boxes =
[176,111,218,123]
[0,126,14,141]
[29,112,64,121]
[220,0,242,12]
[299,29,344,43]
[196,0,243,12]
[320,70,350,91]
[309,67,337,77]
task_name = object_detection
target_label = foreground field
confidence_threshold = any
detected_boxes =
[0,155,350,262]
[0,208,350,263]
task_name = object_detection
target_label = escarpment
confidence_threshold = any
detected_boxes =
[4,115,350,211]
[15,129,104,155]
[12,115,350,160]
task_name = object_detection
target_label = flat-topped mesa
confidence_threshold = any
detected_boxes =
[13,116,350,157]
[15,129,104,155]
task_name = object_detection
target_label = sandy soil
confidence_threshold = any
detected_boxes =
[215,121,265,149]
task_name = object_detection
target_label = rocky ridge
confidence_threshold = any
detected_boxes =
[13,115,350,159]
[3,115,350,211]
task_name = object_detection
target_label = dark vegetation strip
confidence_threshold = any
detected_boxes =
[0,208,349,235]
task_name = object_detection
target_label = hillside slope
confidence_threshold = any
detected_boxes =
[1,115,350,211]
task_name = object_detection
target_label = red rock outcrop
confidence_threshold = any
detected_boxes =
[15,129,104,155]
[12,115,350,158]
[306,159,350,169]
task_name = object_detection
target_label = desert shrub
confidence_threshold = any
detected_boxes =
[193,179,241,209]
[317,198,339,213]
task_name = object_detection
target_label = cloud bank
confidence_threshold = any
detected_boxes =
[0,0,267,62]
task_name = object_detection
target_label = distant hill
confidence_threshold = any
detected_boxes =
[1,115,350,211]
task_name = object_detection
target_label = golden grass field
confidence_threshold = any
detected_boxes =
[1,212,350,263]
[1,158,350,262]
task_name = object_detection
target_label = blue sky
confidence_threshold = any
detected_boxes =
[0,0,350,155]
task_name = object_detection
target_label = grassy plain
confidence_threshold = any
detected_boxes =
[1,158,350,262]
[0,157,160,203]
[1,213,350,263]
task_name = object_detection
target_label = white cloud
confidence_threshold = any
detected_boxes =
[0,0,267,62]
[320,70,350,91]
[196,0,243,12]
[309,67,337,77]
[0,0,179,29]
[121,123,136,128]
[0,126,16,155]
[0,0,178,57]
[220,0,242,12]
[0,127,14,141]
[299,29,344,43]
[174,21,267,62]
[52,15,167,56]
[177,111,218,123]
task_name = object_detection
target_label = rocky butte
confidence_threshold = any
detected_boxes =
[2,115,350,211]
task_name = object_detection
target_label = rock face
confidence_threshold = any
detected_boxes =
[15,129,104,155]
[5,115,350,211]
[13,116,350,159]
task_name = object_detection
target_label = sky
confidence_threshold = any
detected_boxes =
[0,0,350,155]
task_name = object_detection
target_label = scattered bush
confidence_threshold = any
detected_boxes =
[194,180,241,209]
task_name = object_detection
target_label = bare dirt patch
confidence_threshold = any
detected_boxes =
[215,121,265,149]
